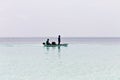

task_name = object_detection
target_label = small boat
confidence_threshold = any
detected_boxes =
[43,43,68,47]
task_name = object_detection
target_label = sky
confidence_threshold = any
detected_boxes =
[0,0,120,37]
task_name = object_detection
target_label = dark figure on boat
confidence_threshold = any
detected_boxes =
[52,42,56,45]
[43,42,45,45]
[46,39,50,45]
[58,35,61,45]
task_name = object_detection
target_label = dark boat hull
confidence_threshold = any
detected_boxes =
[43,44,68,47]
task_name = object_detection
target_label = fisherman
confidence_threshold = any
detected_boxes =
[58,35,61,45]
[46,39,50,45]
[52,41,56,45]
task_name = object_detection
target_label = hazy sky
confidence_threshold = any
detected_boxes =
[0,0,120,37]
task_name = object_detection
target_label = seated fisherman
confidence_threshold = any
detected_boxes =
[52,42,56,45]
[46,39,51,45]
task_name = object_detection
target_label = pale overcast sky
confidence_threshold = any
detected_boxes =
[0,0,120,37]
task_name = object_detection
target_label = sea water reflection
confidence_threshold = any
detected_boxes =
[43,45,68,59]
[44,46,61,52]
[1,43,120,80]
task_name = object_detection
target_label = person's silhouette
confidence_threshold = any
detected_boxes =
[46,39,50,45]
[58,35,61,45]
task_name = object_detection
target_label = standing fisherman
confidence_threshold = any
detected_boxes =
[58,35,61,45]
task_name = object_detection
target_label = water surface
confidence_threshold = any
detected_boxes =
[0,38,120,80]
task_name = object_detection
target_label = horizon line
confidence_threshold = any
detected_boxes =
[0,37,120,38]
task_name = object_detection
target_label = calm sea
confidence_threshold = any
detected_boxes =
[0,37,120,80]
[0,37,120,44]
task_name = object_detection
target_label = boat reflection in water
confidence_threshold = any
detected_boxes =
[43,44,68,59]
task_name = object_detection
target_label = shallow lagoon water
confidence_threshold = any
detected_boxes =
[0,43,120,80]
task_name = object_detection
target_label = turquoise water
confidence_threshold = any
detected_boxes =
[0,43,120,80]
